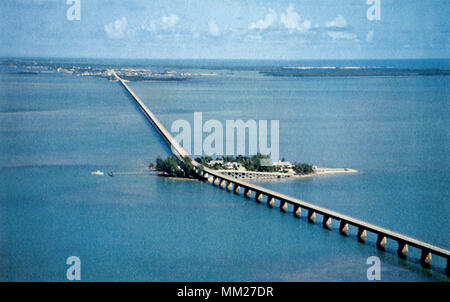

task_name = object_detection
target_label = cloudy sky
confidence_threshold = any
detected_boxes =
[0,0,449,59]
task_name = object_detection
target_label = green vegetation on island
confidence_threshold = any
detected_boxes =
[293,163,314,175]
[150,156,202,179]
[195,154,314,175]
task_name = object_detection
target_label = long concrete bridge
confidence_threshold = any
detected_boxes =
[113,70,450,276]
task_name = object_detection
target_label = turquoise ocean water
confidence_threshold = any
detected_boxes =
[0,60,448,281]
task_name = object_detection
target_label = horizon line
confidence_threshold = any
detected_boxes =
[1,56,450,61]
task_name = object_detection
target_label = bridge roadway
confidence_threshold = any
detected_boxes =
[113,70,449,275]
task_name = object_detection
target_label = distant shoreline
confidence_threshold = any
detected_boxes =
[293,167,359,178]
[3,58,449,84]
[260,67,450,77]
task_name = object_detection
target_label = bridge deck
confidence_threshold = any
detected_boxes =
[114,70,449,263]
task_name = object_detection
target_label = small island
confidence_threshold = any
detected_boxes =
[150,154,357,181]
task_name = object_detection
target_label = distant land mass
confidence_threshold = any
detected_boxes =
[2,58,450,81]
[260,67,450,77]
[1,59,211,82]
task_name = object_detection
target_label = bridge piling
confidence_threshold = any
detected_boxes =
[420,250,432,268]
[339,221,349,236]
[397,242,408,259]
[323,215,332,229]
[377,234,387,251]
[255,192,263,203]
[280,200,288,213]
[307,210,316,223]
[244,188,251,199]
[234,184,240,194]
[293,205,301,218]
[357,227,367,243]
[220,179,227,189]
[267,196,275,208]
[226,181,233,191]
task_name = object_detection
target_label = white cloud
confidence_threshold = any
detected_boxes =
[140,13,179,35]
[299,20,311,32]
[161,14,179,29]
[328,31,357,40]
[366,30,374,42]
[208,18,220,36]
[326,15,347,28]
[280,4,311,32]
[249,9,277,30]
[104,17,128,39]
[325,15,357,42]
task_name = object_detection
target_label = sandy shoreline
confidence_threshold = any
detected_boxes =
[291,168,359,179]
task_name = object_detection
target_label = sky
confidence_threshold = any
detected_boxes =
[0,0,449,60]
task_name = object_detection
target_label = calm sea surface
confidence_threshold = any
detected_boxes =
[0,60,448,281]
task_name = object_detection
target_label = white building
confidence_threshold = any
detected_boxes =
[224,162,246,171]
[272,160,294,169]
[209,160,224,166]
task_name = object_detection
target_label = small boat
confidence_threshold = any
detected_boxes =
[108,172,114,177]
[91,170,104,176]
